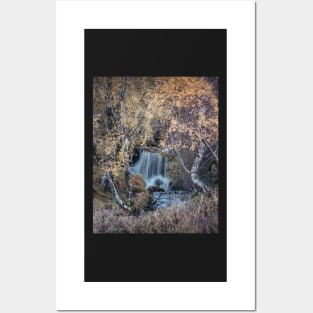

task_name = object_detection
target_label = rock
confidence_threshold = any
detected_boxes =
[131,190,151,213]
[147,186,165,192]
[130,174,146,192]
[154,178,163,186]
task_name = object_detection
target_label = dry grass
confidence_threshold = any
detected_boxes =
[93,188,218,234]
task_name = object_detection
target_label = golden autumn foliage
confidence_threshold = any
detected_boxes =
[93,77,156,176]
[93,76,218,212]
[144,77,218,154]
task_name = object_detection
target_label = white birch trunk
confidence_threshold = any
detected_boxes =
[190,140,212,195]
[101,172,130,211]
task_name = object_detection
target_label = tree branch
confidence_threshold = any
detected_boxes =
[193,131,219,162]
[129,116,144,143]
[169,133,190,174]
[190,140,212,196]
[203,139,219,161]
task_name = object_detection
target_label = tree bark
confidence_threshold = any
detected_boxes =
[101,172,130,211]
[190,141,212,195]
[118,77,132,203]
[122,139,132,203]
[203,139,219,161]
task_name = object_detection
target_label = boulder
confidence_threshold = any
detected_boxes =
[154,178,163,187]
[147,186,165,192]
[131,190,151,213]
[130,174,146,193]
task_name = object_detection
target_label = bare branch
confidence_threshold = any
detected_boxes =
[203,139,219,161]
[129,116,145,142]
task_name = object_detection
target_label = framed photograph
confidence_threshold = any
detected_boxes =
[57,1,255,310]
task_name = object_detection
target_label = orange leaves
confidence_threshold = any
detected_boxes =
[93,76,219,175]
[145,76,219,153]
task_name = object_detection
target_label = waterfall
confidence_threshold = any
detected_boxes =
[131,150,170,191]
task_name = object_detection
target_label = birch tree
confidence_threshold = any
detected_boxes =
[145,77,218,195]
[93,77,154,209]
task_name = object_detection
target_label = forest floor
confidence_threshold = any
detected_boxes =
[93,188,218,234]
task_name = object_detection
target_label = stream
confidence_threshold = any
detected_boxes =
[131,150,191,209]
[152,190,191,208]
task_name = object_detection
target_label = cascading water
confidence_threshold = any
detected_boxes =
[131,150,170,191]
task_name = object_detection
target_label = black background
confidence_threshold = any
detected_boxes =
[85,29,226,282]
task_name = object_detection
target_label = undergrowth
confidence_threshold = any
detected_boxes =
[93,188,218,234]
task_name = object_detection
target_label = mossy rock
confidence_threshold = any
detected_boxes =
[167,159,189,190]
[130,174,146,193]
[131,190,151,213]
